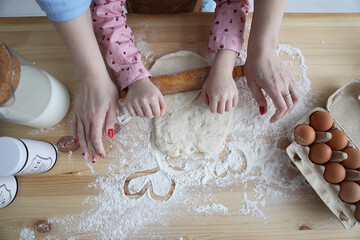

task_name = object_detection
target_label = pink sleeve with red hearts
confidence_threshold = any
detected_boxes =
[208,0,250,53]
[91,0,150,90]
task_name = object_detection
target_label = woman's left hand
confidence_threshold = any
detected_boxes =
[244,47,300,123]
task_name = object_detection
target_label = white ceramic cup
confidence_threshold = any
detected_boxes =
[0,175,18,209]
[0,137,58,176]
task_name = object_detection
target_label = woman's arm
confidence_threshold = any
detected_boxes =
[53,9,109,85]
[245,0,300,122]
[53,9,119,163]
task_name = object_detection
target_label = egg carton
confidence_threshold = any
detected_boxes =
[286,79,360,229]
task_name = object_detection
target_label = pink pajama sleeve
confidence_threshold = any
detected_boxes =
[208,0,250,53]
[91,0,150,90]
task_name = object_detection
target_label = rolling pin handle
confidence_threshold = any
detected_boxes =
[120,88,128,99]
[232,65,244,79]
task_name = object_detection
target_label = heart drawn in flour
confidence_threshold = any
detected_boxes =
[124,168,175,201]
[213,148,247,178]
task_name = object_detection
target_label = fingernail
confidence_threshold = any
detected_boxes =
[83,152,87,160]
[100,154,105,159]
[259,106,265,115]
[74,138,78,146]
[92,156,97,163]
[108,129,114,138]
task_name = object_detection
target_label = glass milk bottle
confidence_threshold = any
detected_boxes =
[0,41,70,128]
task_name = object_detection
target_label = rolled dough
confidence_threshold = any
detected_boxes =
[151,51,233,156]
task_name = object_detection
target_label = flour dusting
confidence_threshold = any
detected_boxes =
[19,228,35,240]
[193,203,229,215]
[18,39,318,239]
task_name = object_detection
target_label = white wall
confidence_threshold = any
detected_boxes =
[203,0,360,12]
[0,0,45,17]
[284,0,360,13]
[0,0,360,17]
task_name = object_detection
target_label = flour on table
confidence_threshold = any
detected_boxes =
[19,43,318,240]
[151,51,233,156]
[193,203,229,216]
[19,228,34,240]
[127,175,148,194]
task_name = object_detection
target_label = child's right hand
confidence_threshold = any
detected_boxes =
[126,77,167,119]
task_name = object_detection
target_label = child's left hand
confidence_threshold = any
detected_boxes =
[201,50,238,114]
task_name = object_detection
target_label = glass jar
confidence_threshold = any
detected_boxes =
[0,41,70,128]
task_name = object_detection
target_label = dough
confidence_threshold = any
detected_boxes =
[151,51,233,156]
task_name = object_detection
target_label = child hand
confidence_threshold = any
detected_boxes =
[126,77,167,119]
[201,50,238,114]
[244,47,300,123]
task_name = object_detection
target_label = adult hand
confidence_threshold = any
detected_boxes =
[72,74,119,163]
[244,47,300,123]
[53,9,119,163]
[126,77,166,119]
[201,49,239,114]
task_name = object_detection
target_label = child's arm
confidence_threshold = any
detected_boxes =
[91,0,166,119]
[202,49,239,113]
[245,0,300,122]
[202,0,250,114]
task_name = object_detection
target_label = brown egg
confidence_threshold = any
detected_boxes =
[309,143,332,164]
[341,148,360,169]
[310,111,333,131]
[326,129,348,150]
[323,162,346,184]
[294,125,315,146]
[339,181,360,203]
[355,201,360,221]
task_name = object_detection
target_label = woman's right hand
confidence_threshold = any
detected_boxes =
[72,73,119,163]
[52,9,120,163]
[126,77,166,119]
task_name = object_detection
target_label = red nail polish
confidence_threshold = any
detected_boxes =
[259,106,265,115]
[108,129,114,138]
[74,138,78,146]
[92,156,96,163]
[100,154,105,158]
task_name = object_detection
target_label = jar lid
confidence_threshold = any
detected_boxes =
[0,42,20,105]
[0,137,27,176]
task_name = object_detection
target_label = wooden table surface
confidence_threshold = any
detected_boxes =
[1,13,360,239]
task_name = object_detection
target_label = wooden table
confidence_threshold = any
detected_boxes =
[1,13,360,239]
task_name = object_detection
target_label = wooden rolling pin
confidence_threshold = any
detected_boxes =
[119,65,244,98]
